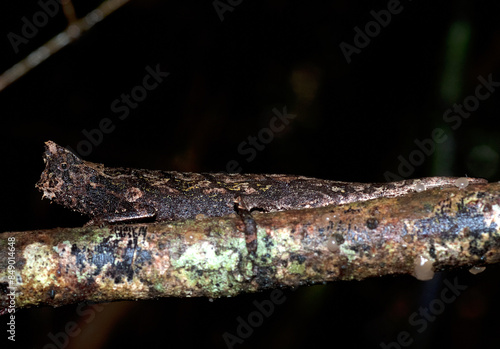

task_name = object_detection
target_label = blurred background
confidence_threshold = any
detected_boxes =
[1,0,499,348]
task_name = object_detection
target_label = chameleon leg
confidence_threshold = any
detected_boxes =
[234,196,258,256]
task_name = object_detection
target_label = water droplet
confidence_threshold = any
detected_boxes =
[469,266,486,275]
[414,255,434,281]
[415,183,426,192]
[208,298,214,302]
[454,177,469,189]
[326,237,340,253]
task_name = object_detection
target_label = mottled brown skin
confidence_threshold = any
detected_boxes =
[36,141,487,225]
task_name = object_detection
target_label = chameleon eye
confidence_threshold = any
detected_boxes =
[59,162,68,171]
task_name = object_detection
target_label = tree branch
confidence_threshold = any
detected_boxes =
[0,0,130,92]
[1,182,499,314]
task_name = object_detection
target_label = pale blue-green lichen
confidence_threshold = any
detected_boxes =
[170,232,249,296]
[52,240,72,255]
[23,243,58,288]
[339,244,357,262]
[174,241,241,271]
[287,261,306,274]
[263,226,301,259]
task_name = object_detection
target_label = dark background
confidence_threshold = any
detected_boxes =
[1,1,499,348]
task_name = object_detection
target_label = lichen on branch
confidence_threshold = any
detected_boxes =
[1,182,499,313]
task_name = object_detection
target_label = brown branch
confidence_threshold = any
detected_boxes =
[1,182,499,314]
[0,0,130,92]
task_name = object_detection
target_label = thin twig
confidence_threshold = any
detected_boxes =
[0,0,130,92]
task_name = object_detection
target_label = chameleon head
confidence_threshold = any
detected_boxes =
[35,141,100,211]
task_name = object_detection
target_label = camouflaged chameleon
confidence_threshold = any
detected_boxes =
[36,141,487,226]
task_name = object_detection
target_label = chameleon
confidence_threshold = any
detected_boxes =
[36,141,487,226]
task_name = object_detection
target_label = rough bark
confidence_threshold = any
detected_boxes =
[1,182,499,314]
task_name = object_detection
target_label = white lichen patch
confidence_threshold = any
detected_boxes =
[24,243,59,288]
[270,227,302,257]
[53,241,73,257]
[171,242,245,296]
[414,255,435,281]
[173,240,242,272]
[485,203,500,227]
